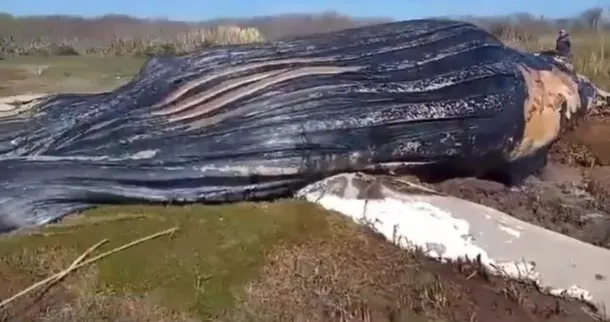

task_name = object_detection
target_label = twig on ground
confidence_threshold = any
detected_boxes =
[390,177,448,196]
[55,239,109,282]
[466,270,478,280]
[0,239,108,309]
[0,226,178,310]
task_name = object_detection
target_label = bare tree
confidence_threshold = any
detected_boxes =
[580,7,604,30]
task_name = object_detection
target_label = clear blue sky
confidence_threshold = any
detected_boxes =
[2,0,608,21]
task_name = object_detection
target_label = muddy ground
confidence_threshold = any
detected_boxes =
[421,115,610,251]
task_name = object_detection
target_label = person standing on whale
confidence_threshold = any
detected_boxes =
[555,29,572,59]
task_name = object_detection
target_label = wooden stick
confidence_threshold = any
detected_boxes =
[0,227,178,310]
[0,239,108,309]
[69,227,178,271]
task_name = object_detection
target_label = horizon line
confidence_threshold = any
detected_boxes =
[0,9,591,23]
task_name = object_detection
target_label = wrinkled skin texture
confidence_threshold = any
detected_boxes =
[0,19,600,231]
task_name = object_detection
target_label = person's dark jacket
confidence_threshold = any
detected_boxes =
[555,34,572,57]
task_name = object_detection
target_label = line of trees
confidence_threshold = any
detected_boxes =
[0,7,608,43]
[462,7,610,33]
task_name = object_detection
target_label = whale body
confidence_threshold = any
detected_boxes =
[0,19,601,231]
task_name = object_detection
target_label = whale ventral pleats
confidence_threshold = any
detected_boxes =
[150,56,342,111]
[0,94,51,119]
[152,63,363,130]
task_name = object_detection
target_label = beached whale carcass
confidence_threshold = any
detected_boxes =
[0,19,606,231]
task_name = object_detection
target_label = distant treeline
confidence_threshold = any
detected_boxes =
[0,8,608,57]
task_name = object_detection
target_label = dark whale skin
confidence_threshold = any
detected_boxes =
[0,19,597,230]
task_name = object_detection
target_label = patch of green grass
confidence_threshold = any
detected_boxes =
[0,201,332,320]
[0,55,146,77]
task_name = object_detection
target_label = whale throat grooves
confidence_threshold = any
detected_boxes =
[0,19,596,231]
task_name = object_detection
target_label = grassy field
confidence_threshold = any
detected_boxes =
[507,31,610,88]
[0,55,146,96]
[0,201,456,322]
[0,23,609,322]
[0,203,354,321]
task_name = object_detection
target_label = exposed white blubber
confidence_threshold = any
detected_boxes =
[297,181,539,282]
[296,173,604,313]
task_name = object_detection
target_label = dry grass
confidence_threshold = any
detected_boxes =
[1,13,609,91]
[1,203,598,322]
[0,25,264,57]
[1,16,609,92]
[0,55,147,95]
[230,217,453,322]
[226,215,600,322]
[0,12,386,57]
[497,28,610,89]
[0,202,336,322]
[0,245,196,322]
